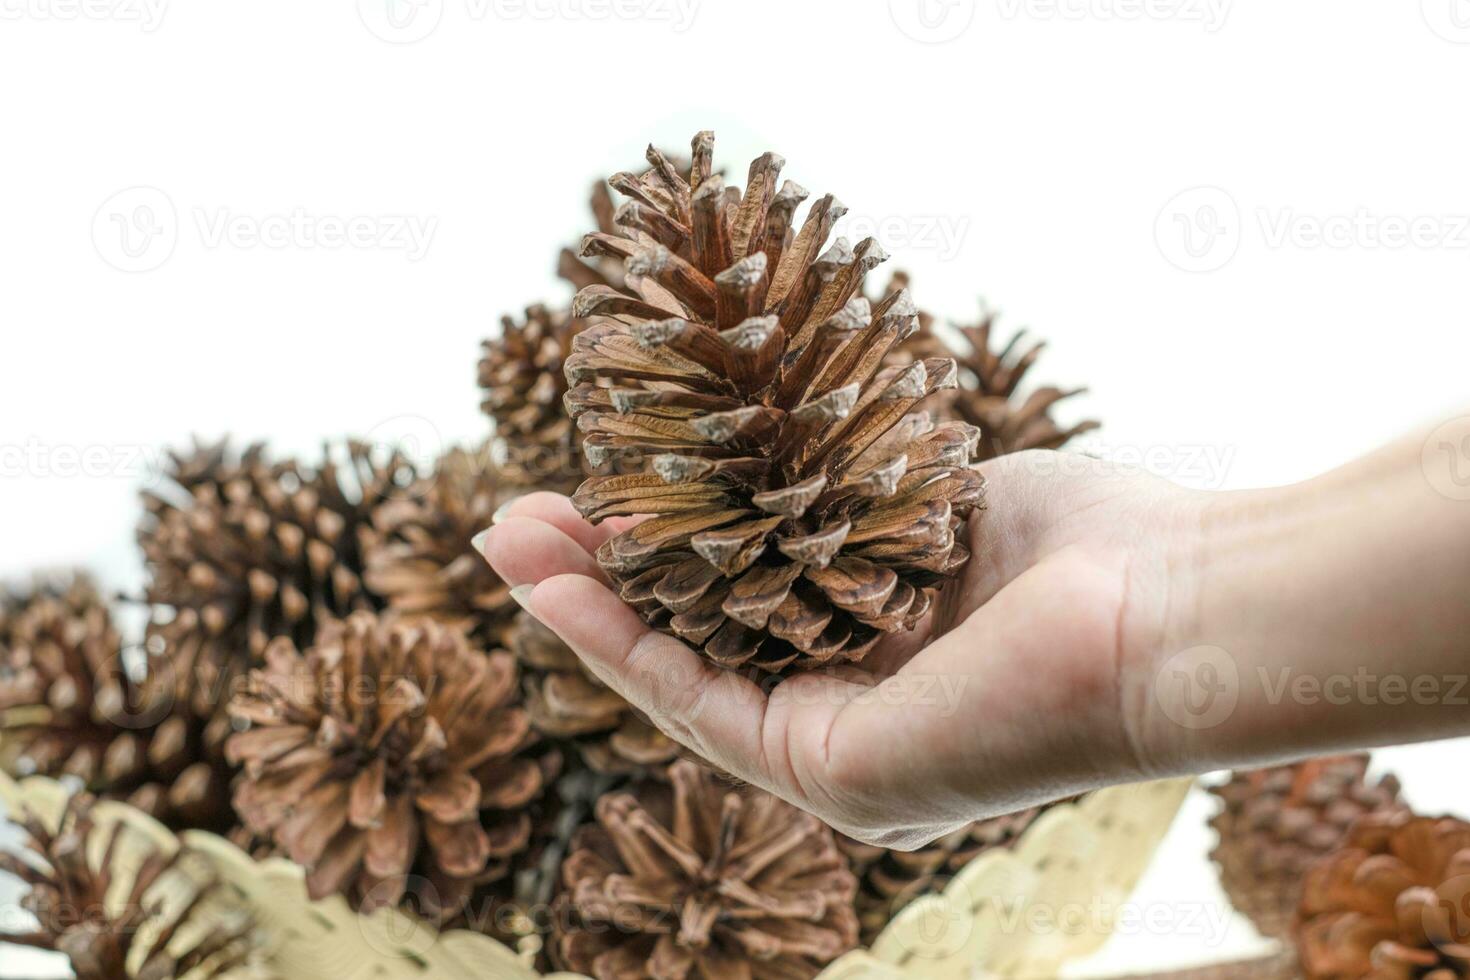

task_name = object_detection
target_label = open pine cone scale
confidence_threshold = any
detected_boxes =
[566,132,986,674]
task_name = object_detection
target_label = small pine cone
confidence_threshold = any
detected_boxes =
[899,308,1098,460]
[1296,811,1470,979]
[0,576,233,832]
[839,800,1071,944]
[139,439,416,719]
[550,759,860,979]
[480,305,586,491]
[565,131,986,674]
[511,612,678,776]
[0,793,261,979]
[1209,754,1404,940]
[362,444,517,646]
[226,612,557,924]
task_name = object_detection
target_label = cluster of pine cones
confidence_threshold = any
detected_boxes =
[0,129,1131,980]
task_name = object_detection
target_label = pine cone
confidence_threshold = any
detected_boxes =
[0,576,233,832]
[511,612,678,777]
[226,611,557,924]
[0,793,261,979]
[565,131,986,674]
[550,759,860,978]
[1210,755,1404,940]
[839,800,1071,944]
[139,439,415,720]
[362,444,517,646]
[899,307,1098,459]
[558,180,630,293]
[480,305,588,491]
[1296,811,1470,979]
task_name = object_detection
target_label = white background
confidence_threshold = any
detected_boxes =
[3,0,1470,974]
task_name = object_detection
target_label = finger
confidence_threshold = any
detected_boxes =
[523,573,778,788]
[493,491,642,556]
[480,517,607,588]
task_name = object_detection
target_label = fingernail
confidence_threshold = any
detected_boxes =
[492,497,519,525]
[509,584,535,613]
[471,528,491,555]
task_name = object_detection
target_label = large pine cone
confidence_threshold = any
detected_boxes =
[226,611,557,924]
[511,612,678,777]
[839,801,1071,945]
[139,440,415,721]
[1210,755,1403,940]
[362,444,517,646]
[565,131,985,674]
[1296,812,1470,979]
[0,793,261,979]
[550,759,859,979]
[0,576,233,832]
[897,307,1098,459]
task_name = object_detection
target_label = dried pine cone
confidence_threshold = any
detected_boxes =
[139,439,416,721]
[899,307,1098,459]
[839,801,1070,945]
[362,444,516,646]
[1210,755,1404,940]
[480,305,588,491]
[0,576,233,832]
[566,131,985,673]
[1296,812,1470,979]
[226,611,557,924]
[551,759,859,979]
[0,793,261,979]
[512,612,678,777]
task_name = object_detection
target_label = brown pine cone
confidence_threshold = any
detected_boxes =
[225,611,557,925]
[511,612,678,777]
[0,575,233,832]
[0,793,261,979]
[565,130,985,674]
[480,305,588,492]
[1210,755,1404,940]
[550,759,859,978]
[839,800,1072,944]
[898,307,1098,459]
[362,444,517,646]
[1296,811,1470,979]
[139,439,416,721]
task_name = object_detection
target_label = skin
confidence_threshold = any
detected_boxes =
[478,423,1470,850]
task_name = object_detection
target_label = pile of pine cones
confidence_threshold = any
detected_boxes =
[22,130,1463,980]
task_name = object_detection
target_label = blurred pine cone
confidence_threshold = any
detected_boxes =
[139,439,416,722]
[0,575,233,832]
[1296,811,1470,979]
[550,759,859,978]
[899,307,1098,459]
[511,612,678,777]
[566,130,985,674]
[480,305,587,491]
[362,444,516,646]
[1210,755,1404,940]
[0,793,262,979]
[226,611,557,925]
[839,800,1072,944]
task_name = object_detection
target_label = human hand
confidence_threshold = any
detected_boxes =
[477,449,1208,848]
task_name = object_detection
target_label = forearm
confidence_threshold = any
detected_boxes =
[1139,425,1470,772]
